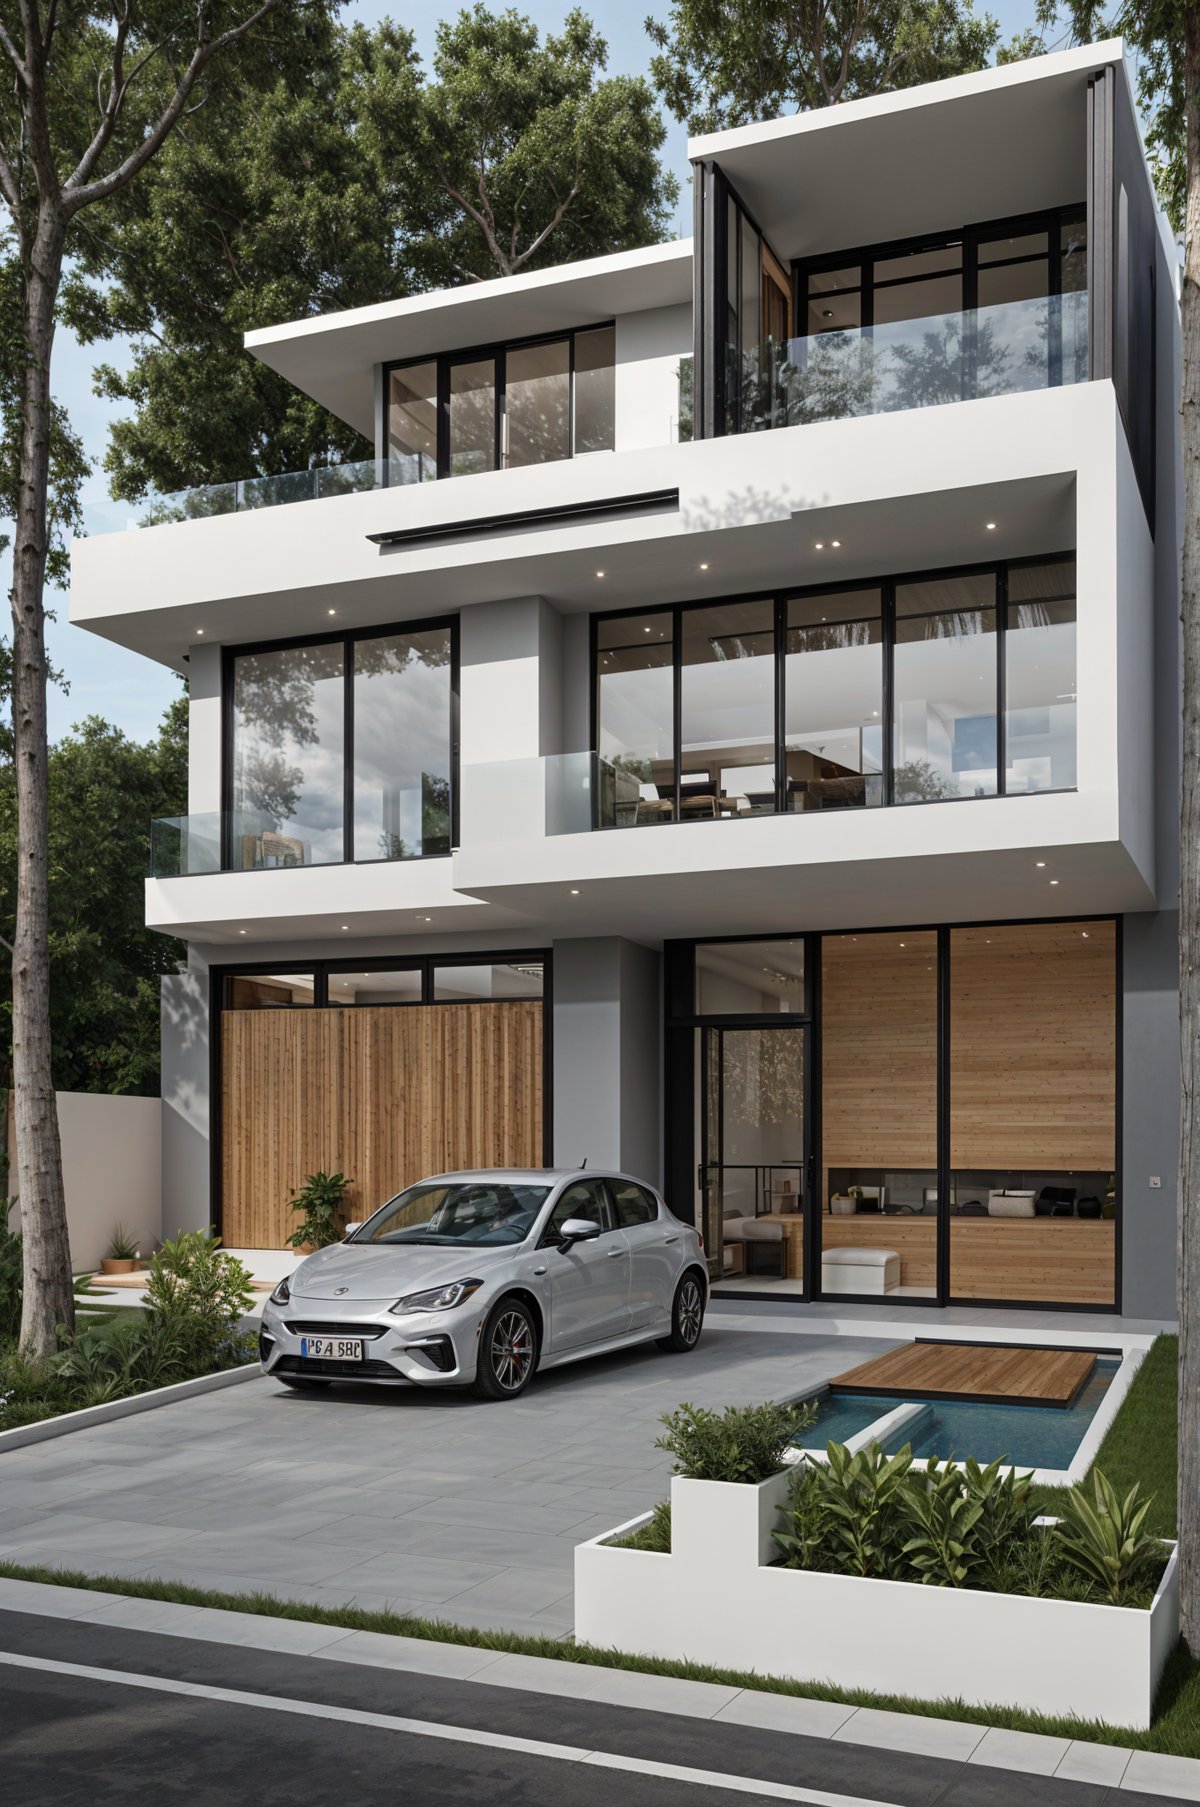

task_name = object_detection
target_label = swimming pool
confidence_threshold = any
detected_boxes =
[804,1357,1120,1472]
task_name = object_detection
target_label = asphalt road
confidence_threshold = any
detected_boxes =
[0,1608,1186,1807]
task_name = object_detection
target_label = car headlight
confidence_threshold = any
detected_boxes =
[269,1276,291,1306]
[391,1278,483,1314]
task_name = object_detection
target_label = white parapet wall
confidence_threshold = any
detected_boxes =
[575,1471,1180,1731]
[8,1090,162,1271]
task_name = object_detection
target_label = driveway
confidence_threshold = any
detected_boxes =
[0,1305,899,1639]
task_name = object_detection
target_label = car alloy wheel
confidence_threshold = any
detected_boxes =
[489,1307,535,1392]
[678,1277,703,1345]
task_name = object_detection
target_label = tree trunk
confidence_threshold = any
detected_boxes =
[1179,0,1200,1660]
[12,211,73,1358]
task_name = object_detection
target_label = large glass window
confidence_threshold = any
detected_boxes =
[230,641,345,866]
[785,589,883,811]
[387,326,614,484]
[1005,559,1077,793]
[680,601,776,818]
[595,611,676,826]
[894,572,998,804]
[432,960,545,1001]
[353,627,453,861]
[229,621,454,868]
[696,940,805,1014]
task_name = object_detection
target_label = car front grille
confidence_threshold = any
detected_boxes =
[275,1356,402,1381]
[283,1321,388,1339]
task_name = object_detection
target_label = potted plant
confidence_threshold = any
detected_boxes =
[100,1224,140,1275]
[285,1171,351,1256]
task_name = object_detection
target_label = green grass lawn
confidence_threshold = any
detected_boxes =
[1034,1334,1178,1536]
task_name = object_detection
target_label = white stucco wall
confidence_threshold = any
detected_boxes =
[9,1092,162,1272]
[614,303,692,453]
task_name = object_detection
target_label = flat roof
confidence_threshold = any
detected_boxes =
[246,237,693,439]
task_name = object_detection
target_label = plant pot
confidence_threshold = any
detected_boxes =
[290,1241,316,1257]
[100,1257,136,1275]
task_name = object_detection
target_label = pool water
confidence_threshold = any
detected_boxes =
[805,1357,1120,1471]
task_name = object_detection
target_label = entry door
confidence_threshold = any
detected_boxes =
[702,1026,809,1287]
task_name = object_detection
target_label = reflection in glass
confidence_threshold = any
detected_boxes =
[681,601,776,818]
[327,968,423,1006]
[707,1024,807,1283]
[894,573,997,803]
[696,940,805,1014]
[353,627,453,861]
[574,325,616,453]
[595,612,675,825]
[231,642,345,864]
[388,361,437,483]
[224,972,315,1008]
[432,961,545,1001]
[785,590,883,811]
[1005,559,1077,793]
[506,338,569,467]
[448,357,498,476]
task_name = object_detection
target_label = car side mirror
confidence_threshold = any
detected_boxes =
[558,1217,602,1250]
[343,1223,361,1238]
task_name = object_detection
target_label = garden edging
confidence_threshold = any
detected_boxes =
[0,1362,259,1454]
[574,1471,1180,1732]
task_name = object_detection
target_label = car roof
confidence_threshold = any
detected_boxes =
[414,1168,652,1187]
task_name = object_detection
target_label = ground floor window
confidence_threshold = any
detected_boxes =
[669,917,1117,1310]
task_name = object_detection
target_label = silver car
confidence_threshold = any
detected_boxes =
[259,1168,708,1401]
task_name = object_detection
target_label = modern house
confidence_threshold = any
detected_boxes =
[71,41,1180,1319]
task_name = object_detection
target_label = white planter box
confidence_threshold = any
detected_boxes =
[575,1472,1179,1731]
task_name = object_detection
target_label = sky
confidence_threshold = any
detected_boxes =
[37,0,1043,747]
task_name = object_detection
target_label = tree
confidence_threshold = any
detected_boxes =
[0,699,187,1097]
[0,0,315,1359]
[644,0,1000,132]
[73,9,679,500]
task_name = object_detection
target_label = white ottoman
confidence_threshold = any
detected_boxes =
[821,1247,900,1295]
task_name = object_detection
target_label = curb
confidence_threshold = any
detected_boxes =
[0,1363,260,1454]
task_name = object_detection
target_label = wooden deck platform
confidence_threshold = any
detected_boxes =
[828,1341,1097,1407]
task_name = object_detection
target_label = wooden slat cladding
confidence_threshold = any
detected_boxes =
[950,1218,1115,1304]
[821,932,938,1171]
[949,921,1116,1171]
[220,1002,543,1249]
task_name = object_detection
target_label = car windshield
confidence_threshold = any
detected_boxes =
[355,1182,551,1247]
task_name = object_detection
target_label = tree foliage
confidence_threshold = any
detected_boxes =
[68,7,678,499]
[644,0,1000,131]
[0,697,187,1095]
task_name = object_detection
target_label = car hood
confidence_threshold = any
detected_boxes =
[290,1239,520,1301]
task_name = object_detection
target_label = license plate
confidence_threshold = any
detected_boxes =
[299,1336,364,1361]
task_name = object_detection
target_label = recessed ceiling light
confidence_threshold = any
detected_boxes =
[238,929,246,935]
[569,888,580,895]
[1081,931,1090,939]
[341,924,350,930]
[644,626,651,633]
[1049,879,1059,887]
[196,628,205,636]
[328,608,336,616]
[699,562,709,571]
[815,542,824,550]
[985,522,997,531]
[596,570,605,578]
[831,540,841,548]
[1036,860,1046,868]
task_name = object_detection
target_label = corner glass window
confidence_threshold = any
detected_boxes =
[223,972,315,1008]
[573,325,616,453]
[353,627,453,861]
[231,641,345,866]
[1005,559,1077,793]
[506,338,569,468]
[388,361,437,484]
[894,573,997,803]
[695,939,805,1014]
[432,961,544,1001]
[595,611,675,827]
[785,589,883,811]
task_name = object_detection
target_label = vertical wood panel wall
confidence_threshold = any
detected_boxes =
[821,931,938,1172]
[949,921,1116,1171]
[221,1002,543,1248]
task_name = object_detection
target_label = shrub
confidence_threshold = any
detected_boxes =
[611,1500,672,1552]
[656,1399,816,1484]
[142,1231,255,1372]
[286,1172,350,1250]
[1052,1470,1165,1605]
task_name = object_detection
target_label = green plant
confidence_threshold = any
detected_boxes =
[810,1441,914,1578]
[142,1231,255,1370]
[0,1206,21,1344]
[656,1400,817,1484]
[899,1456,991,1587]
[286,1172,350,1251]
[1053,1470,1167,1606]
[774,1458,832,1570]
[107,1224,140,1261]
[611,1500,672,1552]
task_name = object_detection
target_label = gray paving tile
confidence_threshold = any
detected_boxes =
[714,1689,857,1738]
[316,1629,505,1680]
[833,1706,988,1762]
[968,1726,1072,1776]
[1121,1750,1200,1801]
[1054,1742,1133,1787]
[0,1578,125,1618]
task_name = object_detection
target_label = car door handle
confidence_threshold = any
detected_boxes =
[607,1247,626,1259]
[533,1266,547,1276]
[663,1235,679,1244]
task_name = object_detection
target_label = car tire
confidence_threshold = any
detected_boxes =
[276,1374,332,1390]
[473,1296,539,1401]
[657,1272,705,1353]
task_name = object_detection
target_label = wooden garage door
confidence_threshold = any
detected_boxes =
[220,1001,543,1248]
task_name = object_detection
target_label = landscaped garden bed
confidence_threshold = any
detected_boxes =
[576,1392,1179,1731]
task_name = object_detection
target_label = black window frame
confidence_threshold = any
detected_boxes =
[590,551,1077,821]
[222,614,460,872]
[383,322,616,484]
[216,950,549,1013]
